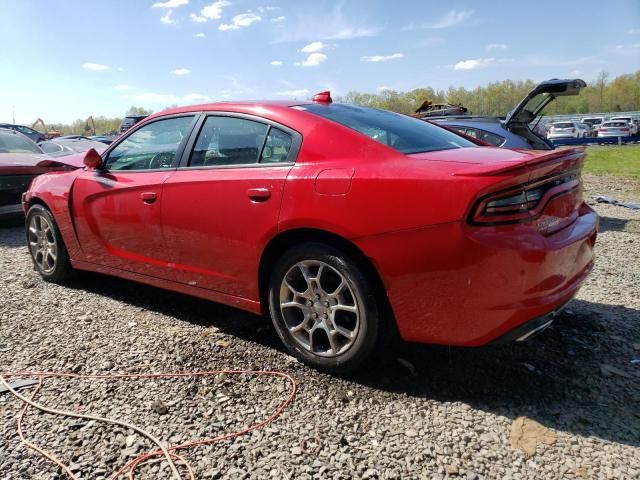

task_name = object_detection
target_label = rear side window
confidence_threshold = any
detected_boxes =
[190,116,269,167]
[299,104,476,154]
[261,128,292,163]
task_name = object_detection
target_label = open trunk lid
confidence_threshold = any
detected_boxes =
[503,78,587,128]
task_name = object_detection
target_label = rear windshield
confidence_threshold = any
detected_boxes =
[298,104,476,154]
[583,118,602,125]
[553,122,573,128]
[603,122,628,128]
[0,131,42,154]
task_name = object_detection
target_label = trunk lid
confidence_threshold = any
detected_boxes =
[503,78,586,128]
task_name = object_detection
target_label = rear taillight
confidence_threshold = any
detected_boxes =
[571,128,575,133]
[469,173,580,226]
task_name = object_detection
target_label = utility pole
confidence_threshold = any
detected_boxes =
[12,106,15,124]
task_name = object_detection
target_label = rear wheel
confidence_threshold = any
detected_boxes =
[268,243,381,373]
[26,204,73,282]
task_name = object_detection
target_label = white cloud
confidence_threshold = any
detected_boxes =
[82,63,109,71]
[152,0,188,8]
[570,70,582,76]
[199,0,231,20]
[377,86,392,92]
[324,27,378,40]
[194,32,205,38]
[114,84,134,90]
[160,10,175,24]
[276,89,309,97]
[361,53,403,63]
[271,60,283,66]
[171,68,192,75]
[628,28,640,34]
[190,13,207,22]
[487,43,508,50]
[296,53,327,67]
[404,10,472,30]
[301,41,325,53]
[271,3,380,43]
[183,93,211,102]
[271,16,286,23]
[219,12,262,31]
[258,6,280,13]
[452,57,513,70]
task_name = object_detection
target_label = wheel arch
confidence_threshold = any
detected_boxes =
[258,228,395,328]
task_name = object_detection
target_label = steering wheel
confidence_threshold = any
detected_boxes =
[148,152,174,169]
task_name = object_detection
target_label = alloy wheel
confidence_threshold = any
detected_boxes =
[279,260,360,357]
[28,214,57,274]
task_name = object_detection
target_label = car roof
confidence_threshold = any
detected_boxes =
[146,100,310,121]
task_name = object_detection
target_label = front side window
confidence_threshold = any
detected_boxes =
[300,104,476,154]
[189,116,269,167]
[105,116,194,171]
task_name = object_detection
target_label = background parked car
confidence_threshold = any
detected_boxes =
[39,138,108,157]
[0,123,46,143]
[597,120,633,137]
[609,116,639,135]
[0,130,78,220]
[119,115,148,134]
[89,135,116,144]
[430,78,586,150]
[582,116,605,135]
[547,121,583,140]
[577,122,592,137]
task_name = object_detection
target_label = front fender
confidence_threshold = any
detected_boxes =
[24,171,85,262]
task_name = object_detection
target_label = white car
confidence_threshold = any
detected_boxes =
[609,117,638,135]
[577,123,591,137]
[597,120,633,137]
[547,121,583,139]
[581,117,605,136]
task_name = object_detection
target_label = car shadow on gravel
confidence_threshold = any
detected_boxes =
[63,273,639,448]
[352,299,640,449]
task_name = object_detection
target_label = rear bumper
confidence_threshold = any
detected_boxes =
[354,204,598,346]
[489,299,571,344]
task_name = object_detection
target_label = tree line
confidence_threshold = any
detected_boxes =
[46,71,639,135]
[338,70,640,117]
[47,106,153,136]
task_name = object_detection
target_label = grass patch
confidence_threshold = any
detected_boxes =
[584,145,640,177]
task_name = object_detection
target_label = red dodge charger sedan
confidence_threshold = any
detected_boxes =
[23,92,597,372]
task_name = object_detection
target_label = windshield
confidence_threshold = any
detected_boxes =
[299,104,476,154]
[0,131,43,154]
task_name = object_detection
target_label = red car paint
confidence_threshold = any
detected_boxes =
[23,100,597,346]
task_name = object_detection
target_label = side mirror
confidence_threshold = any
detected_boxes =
[83,148,102,170]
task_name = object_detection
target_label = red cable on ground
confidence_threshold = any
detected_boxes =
[1,370,298,480]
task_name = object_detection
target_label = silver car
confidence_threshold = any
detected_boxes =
[597,121,633,137]
[547,121,582,139]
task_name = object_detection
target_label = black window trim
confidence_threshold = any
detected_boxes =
[177,111,302,170]
[100,113,199,173]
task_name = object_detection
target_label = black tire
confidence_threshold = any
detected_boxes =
[268,242,381,373]
[25,204,73,283]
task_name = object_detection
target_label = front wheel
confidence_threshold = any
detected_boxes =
[26,204,74,282]
[268,243,381,373]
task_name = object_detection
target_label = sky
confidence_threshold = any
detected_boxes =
[1,0,639,124]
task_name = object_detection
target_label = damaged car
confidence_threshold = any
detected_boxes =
[431,78,587,149]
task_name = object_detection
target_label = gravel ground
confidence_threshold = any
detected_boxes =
[1,176,639,480]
